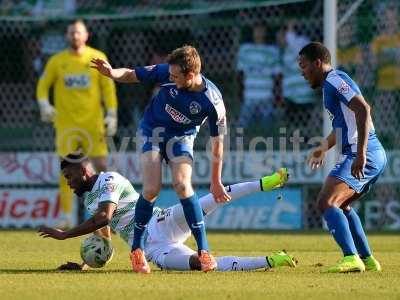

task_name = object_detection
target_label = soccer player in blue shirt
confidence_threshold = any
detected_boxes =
[91,45,230,273]
[298,42,386,273]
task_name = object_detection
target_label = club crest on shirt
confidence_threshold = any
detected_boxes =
[338,81,350,95]
[169,88,178,98]
[189,101,201,114]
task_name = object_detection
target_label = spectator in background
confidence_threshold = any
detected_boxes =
[370,3,400,146]
[236,24,280,127]
[36,20,118,228]
[276,21,316,136]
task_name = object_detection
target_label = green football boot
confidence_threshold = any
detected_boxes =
[260,168,289,191]
[327,255,365,273]
[267,250,297,268]
[362,255,382,271]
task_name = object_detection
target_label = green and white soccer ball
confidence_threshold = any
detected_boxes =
[80,235,114,268]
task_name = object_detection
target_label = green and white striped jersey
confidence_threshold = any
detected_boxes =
[281,31,315,104]
[82,172,161,246]
[237,43,280,101]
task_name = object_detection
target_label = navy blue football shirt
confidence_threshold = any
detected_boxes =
[135,64,226,138]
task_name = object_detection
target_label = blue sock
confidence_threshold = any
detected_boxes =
[132,194,154,251]
[180,193,209,252]
[323,207,357,256]
[344,208,371,258]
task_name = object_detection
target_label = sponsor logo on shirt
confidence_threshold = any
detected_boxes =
[169,88,178,98]
[189,101,201,114]
[338,81,350,95]
[64,74,90,88]
[165,104,191,124]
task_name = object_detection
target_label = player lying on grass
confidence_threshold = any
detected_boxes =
[38,154,296,271]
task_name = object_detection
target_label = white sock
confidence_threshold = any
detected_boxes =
[163,254,192,271]
[172,180,261,230]
[200,180,261,215]
[216,256,268,271]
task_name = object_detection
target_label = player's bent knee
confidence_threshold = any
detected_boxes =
[317,195,341,212]
[318,200,329,213]
[172,181,192,197]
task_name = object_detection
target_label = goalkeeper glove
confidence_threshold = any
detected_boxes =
[104,108,118,136]
[38,100,56,122]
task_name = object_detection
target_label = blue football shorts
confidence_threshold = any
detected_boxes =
[329,148,387,194]
[139,129,195,163]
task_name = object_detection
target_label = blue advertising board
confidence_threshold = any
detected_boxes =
[155,188,302,230]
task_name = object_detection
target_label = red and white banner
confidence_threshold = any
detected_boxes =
[0,152,59,184]
[0,189,63,227]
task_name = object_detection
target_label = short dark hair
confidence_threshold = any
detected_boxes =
[69,19,87,30]
[60,153,89,170]
[299,42,331,64]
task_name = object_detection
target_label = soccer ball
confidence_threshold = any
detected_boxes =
[80,235,114,268]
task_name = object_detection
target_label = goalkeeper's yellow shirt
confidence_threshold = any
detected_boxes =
[36,46,117,131]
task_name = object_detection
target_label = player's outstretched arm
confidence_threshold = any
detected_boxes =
[53,228,111,271]
[38,203,116,240]
[91,58,139,83]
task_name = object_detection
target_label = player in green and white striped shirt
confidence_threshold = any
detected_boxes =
[236,25,280,126]
[39,154,296,271]
[277,23,315,105]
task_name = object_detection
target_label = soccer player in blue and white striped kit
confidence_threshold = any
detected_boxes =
[91,45,231,273]
[298,42,387,273]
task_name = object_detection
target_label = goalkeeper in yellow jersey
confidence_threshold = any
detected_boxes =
[36,20,118,227]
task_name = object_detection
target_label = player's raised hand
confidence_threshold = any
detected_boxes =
[210,181,231,203]
[91,58,113,77]
[307,146,326,170]
[38,226,67,240]
[351,155,366,180]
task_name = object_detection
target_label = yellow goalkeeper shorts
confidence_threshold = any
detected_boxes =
[56,127,108,157]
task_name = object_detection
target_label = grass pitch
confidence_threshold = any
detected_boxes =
[0,231,399,300]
